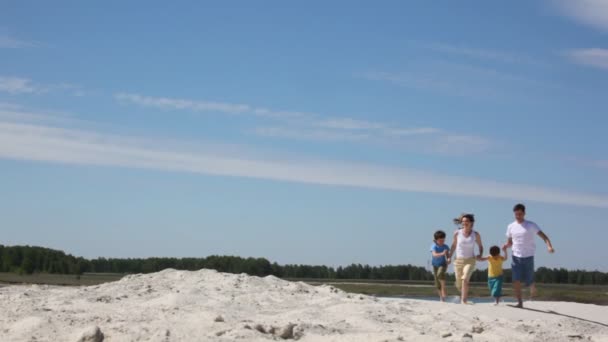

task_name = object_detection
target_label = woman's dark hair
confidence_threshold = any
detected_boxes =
[461,213,475,223]
[454,213,475,225]
[490,246,501,256]
[434,230,446,241]
[513,203,526,213]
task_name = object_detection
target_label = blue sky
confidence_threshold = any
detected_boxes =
[1,1,607,271]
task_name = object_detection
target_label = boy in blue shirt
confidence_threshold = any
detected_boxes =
[430,230,451,301]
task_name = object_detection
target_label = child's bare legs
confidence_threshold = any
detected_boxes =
[440,280,447,301]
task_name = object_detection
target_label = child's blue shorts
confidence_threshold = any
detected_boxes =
[488,275,504,297]
[511,255,534,286]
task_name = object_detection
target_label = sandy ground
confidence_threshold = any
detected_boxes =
[0,269,606,342]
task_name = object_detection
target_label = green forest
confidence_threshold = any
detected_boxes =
[1,245,607,285]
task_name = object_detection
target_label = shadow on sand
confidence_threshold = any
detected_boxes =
[508,304,608,328]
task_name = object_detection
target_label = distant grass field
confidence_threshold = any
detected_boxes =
[0,272,124,286]
[304,280,608,305]
[1,273,606,305]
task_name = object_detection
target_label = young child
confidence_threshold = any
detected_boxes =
[430,230,450,302]
[479,245,507,304]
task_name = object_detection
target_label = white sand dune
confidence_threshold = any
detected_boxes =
[0,269,606,341]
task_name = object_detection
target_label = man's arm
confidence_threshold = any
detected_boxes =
[503,237,513,250]
[537,231,555,253]
[475,232,484,260]
[502,244,508,260]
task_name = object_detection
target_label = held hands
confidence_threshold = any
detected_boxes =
[501,245,508,252]
[475,254,483,261]
[446,257,451,265]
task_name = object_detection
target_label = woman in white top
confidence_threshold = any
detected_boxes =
[449,213,484,304]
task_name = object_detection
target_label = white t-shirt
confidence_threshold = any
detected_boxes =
[506,220,541,258]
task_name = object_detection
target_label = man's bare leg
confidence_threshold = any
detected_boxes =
[513,280,523,308]
[529,282,537,301]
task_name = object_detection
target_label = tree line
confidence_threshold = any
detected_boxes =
[1,245,607,285]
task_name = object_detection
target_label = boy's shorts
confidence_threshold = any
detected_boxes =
[512,255,535,286]
[432,265,447,290]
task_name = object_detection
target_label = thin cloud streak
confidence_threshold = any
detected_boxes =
[359,70,500,99]
[425,42,547,66]
[253,126,370,142]
[115,92,480,153]
[115,93,309,119]
[594,160,608,170]
[0,115,607,209]
[317,118,386,130]
[0,34,38,49]
[359,62,566,100]
[566,48,608,70]
[0,77,38,94]
[0,76,87,96]
[253,125,490,155]
[551,0,608,32]
[115,93,250,114]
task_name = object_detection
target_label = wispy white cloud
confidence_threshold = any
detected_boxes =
[359,60,567,100]
[566,48,608,70]
[315,118,440,137]
[551,0,608,32]
[426,134,491,155]
[386,127,441,136]
[0,76,87,96]
[115,93,250,114]
[0,77,38,94]
[0,111,606,208]
[115,92,484,154]
[594,160,608,170]
[50,83,89,97]
[0,34,38,49]
[0,103,85,127]
[586,159,608,170]
[253,124,491,155]
[424,42,546,66]
[253,126,369,142]
[115,93,309,119]
[317,118,385,130]
[359,70,499,99]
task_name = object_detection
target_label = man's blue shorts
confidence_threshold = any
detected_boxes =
[512,256,535,286]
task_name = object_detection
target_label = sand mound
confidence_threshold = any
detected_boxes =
[0,269,606,341]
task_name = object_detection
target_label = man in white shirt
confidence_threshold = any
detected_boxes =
[503,203,554,308]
